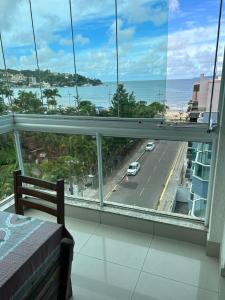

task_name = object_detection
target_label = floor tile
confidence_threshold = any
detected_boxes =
[218,276,225,300]
[26,211,99,252]
[143,236,219,292]
[71,254,140,300]
[132,272,219,300]
[79,223,152,269]
[66,217,99,252]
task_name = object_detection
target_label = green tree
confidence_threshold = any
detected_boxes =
[13,91,44,113]
[43,88,61,110]
[149,101,166,115]
[77,100,96,116]
[187,100,193,112]
[0,85,13,106]
[0,98,7,114]
[0,134,17,200]
[111,84,136,117]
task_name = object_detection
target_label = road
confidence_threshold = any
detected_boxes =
[106,141,181,209]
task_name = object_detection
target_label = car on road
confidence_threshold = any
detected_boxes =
[127,162,141,176]
[145,141,155,151]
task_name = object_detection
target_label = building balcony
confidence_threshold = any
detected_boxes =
[196,151,211,166]
[1,114,225,299]
[15,209,222,300]
[191,176,209,199]
[190,198,207,219]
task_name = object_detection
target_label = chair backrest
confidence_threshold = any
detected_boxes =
[14,170,65,224]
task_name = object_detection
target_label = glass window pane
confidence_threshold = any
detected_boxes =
[0,133,17,201]
[102,137,212,219]
[167,0,222,124]
[1,0,223,122]
[0,1,169,118]
[20,132,99,202]
[114,0,168,117]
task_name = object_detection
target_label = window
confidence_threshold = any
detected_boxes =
[0,133,17,201]
[193,84,200,92]
[19,132,99,202]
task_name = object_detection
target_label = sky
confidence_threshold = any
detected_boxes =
[0,0,224,81]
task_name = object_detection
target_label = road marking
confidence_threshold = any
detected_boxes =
[140,187,144,196]
[158,149,166,163]
[147,175,152,182]
[158,144,184,207]
[105,182,120,200]
[152,144,158,152]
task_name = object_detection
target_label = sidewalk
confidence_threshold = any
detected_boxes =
[81,140,148,201]
[104,141,147,200]
[157,142,187,212]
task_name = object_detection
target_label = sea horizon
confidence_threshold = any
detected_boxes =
[10,78,200,111]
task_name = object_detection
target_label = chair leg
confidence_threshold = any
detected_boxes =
[59,238,74,300]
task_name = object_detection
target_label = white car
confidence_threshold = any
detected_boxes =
[127,162,141,176]
[145,141,155,151]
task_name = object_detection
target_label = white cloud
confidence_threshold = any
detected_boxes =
[167,24,225,78]
[0,0,25,31]
[0,0,223,81]
[59,34,90,46]
[169,0,180,14]
[110,19,135,43]
[75,34,90,45]
[122,0,168,26]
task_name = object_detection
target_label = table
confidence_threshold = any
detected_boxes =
[0,211,74,299]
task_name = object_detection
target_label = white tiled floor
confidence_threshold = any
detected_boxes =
[28,211,223,300]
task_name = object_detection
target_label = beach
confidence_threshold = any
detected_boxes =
[165,110,188,122]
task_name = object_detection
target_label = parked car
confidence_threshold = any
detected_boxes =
[145,141,155,151]
[127,162,141,176]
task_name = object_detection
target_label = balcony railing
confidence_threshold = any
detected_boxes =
[0,114,216,223]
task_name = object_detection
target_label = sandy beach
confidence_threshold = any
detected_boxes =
[165,110,188,122]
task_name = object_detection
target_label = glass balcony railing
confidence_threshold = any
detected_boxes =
[0,133,18,201]
[196,151,211,166]
[191,198,207,219]
[193,163,210,181]
[0,110,213,222]
[19,132,99,202]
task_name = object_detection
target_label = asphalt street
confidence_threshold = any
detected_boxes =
[107,141,181,209]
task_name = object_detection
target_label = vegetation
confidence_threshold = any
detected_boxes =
[0,82,167,199]
[12,91,44,114]
[0,134,17,200]
[0,68,102,87]
[43,88,61,110]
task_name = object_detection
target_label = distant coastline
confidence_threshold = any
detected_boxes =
[9,79,196,112]
[0,68,102,88]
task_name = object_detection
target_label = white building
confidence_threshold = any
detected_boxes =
[28,76,37,85]
[11,73,26,83]
[190,74,220,122]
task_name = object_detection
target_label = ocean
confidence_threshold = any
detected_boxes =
[13,78,196,111]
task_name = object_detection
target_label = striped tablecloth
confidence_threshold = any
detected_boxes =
[0,210,74,299]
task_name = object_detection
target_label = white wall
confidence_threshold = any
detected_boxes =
[193,76,221,112]
[206,80,221,112]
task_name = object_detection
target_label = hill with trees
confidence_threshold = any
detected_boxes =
[0,68,102,87]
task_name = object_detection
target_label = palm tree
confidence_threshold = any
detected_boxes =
[43,88,61,110]
[0,85,13,106]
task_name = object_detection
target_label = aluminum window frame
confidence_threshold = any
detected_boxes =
[0,113,218,225]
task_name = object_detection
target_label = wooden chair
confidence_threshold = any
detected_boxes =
[14,170,65,224]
